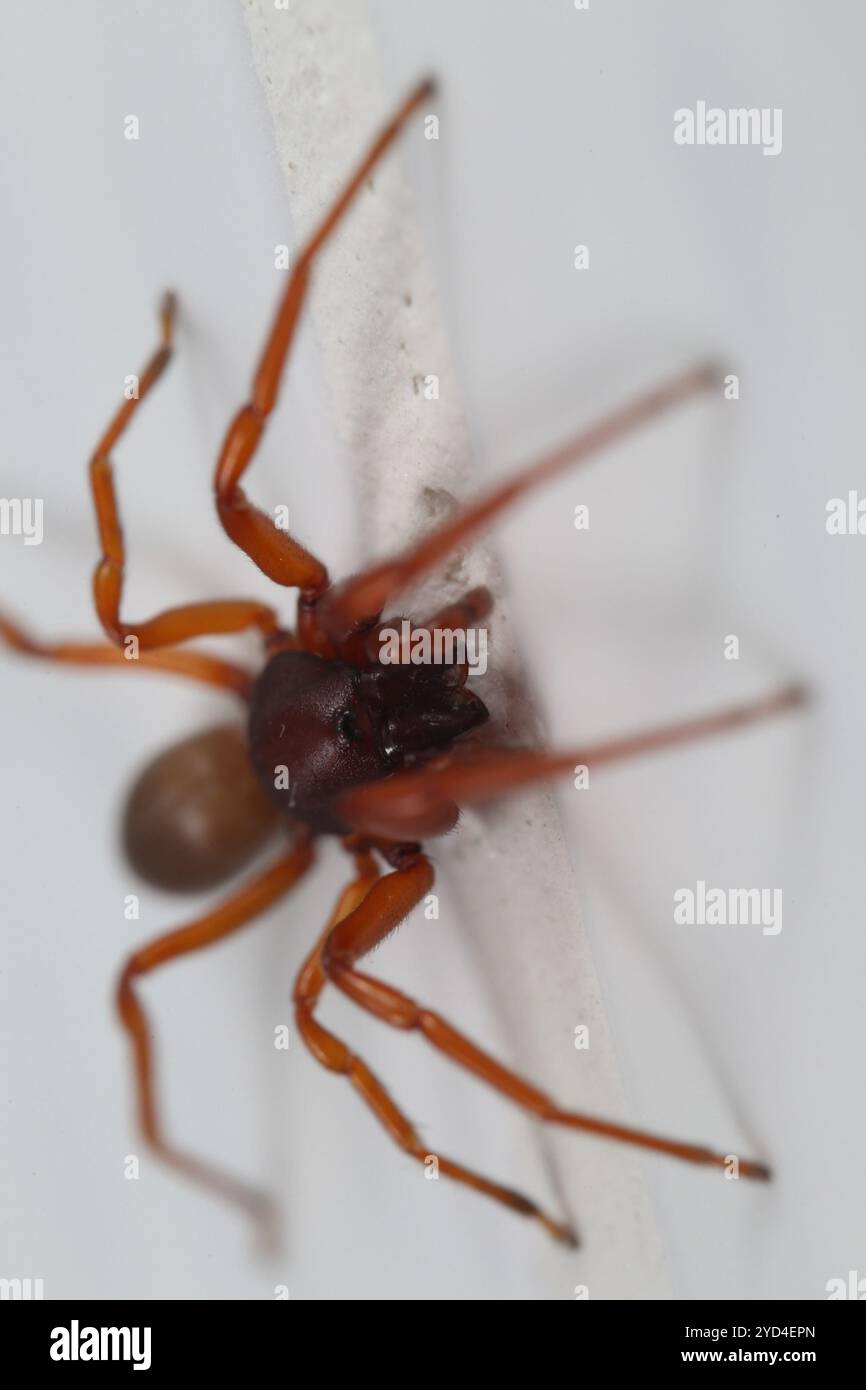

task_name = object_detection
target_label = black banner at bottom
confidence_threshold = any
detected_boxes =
[3,1297,861,1373]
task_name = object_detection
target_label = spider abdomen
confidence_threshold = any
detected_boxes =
[123,724,282,892]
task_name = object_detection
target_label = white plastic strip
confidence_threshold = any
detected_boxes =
[241,0,668,1296]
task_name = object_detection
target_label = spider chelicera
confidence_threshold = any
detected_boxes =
[1,78,804,1247]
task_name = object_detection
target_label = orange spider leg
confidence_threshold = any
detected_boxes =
[318,362,719,638]
[0,610,252,699]
[339,683,807,838]
[329,587,495,670]
[89,291,281,650]
[360,585,496,670]
[418,585,494,635]
[294,847,578,1245]
[323,915,769,1187]
[213,78,435,602]
[117,835,314,1237]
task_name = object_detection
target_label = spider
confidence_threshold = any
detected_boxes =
[2,78,805,1248]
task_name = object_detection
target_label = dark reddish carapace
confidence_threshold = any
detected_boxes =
[2,78,804,1248]
[249,652,487,833]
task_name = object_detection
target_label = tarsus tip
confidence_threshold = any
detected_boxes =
[782,682,810,710]
[691,359,725,390]
[541,1214,580,1248]
[744,1161,772,1182]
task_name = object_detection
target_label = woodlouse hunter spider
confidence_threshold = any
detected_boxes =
[1,77,806,1248]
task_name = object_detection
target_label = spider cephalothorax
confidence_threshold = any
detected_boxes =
[248,649,488,834]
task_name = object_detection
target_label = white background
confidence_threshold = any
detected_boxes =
[1,1,863,1300]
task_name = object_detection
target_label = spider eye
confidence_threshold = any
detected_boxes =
[337,710,360,742]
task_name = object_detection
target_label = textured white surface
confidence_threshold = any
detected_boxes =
[1,1,864,1303]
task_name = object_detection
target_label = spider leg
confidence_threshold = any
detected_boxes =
[363,586,496,671]
[213,79,434,597]
[117,835,314,1239]
[318,361,718,638]
[333,587,495,669]
[89,290,281,651]
[418,585,494,634]
[0,610,252,699]
[294,848,577,1245]
[338,683,807,838]
[323,926,770,1184]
